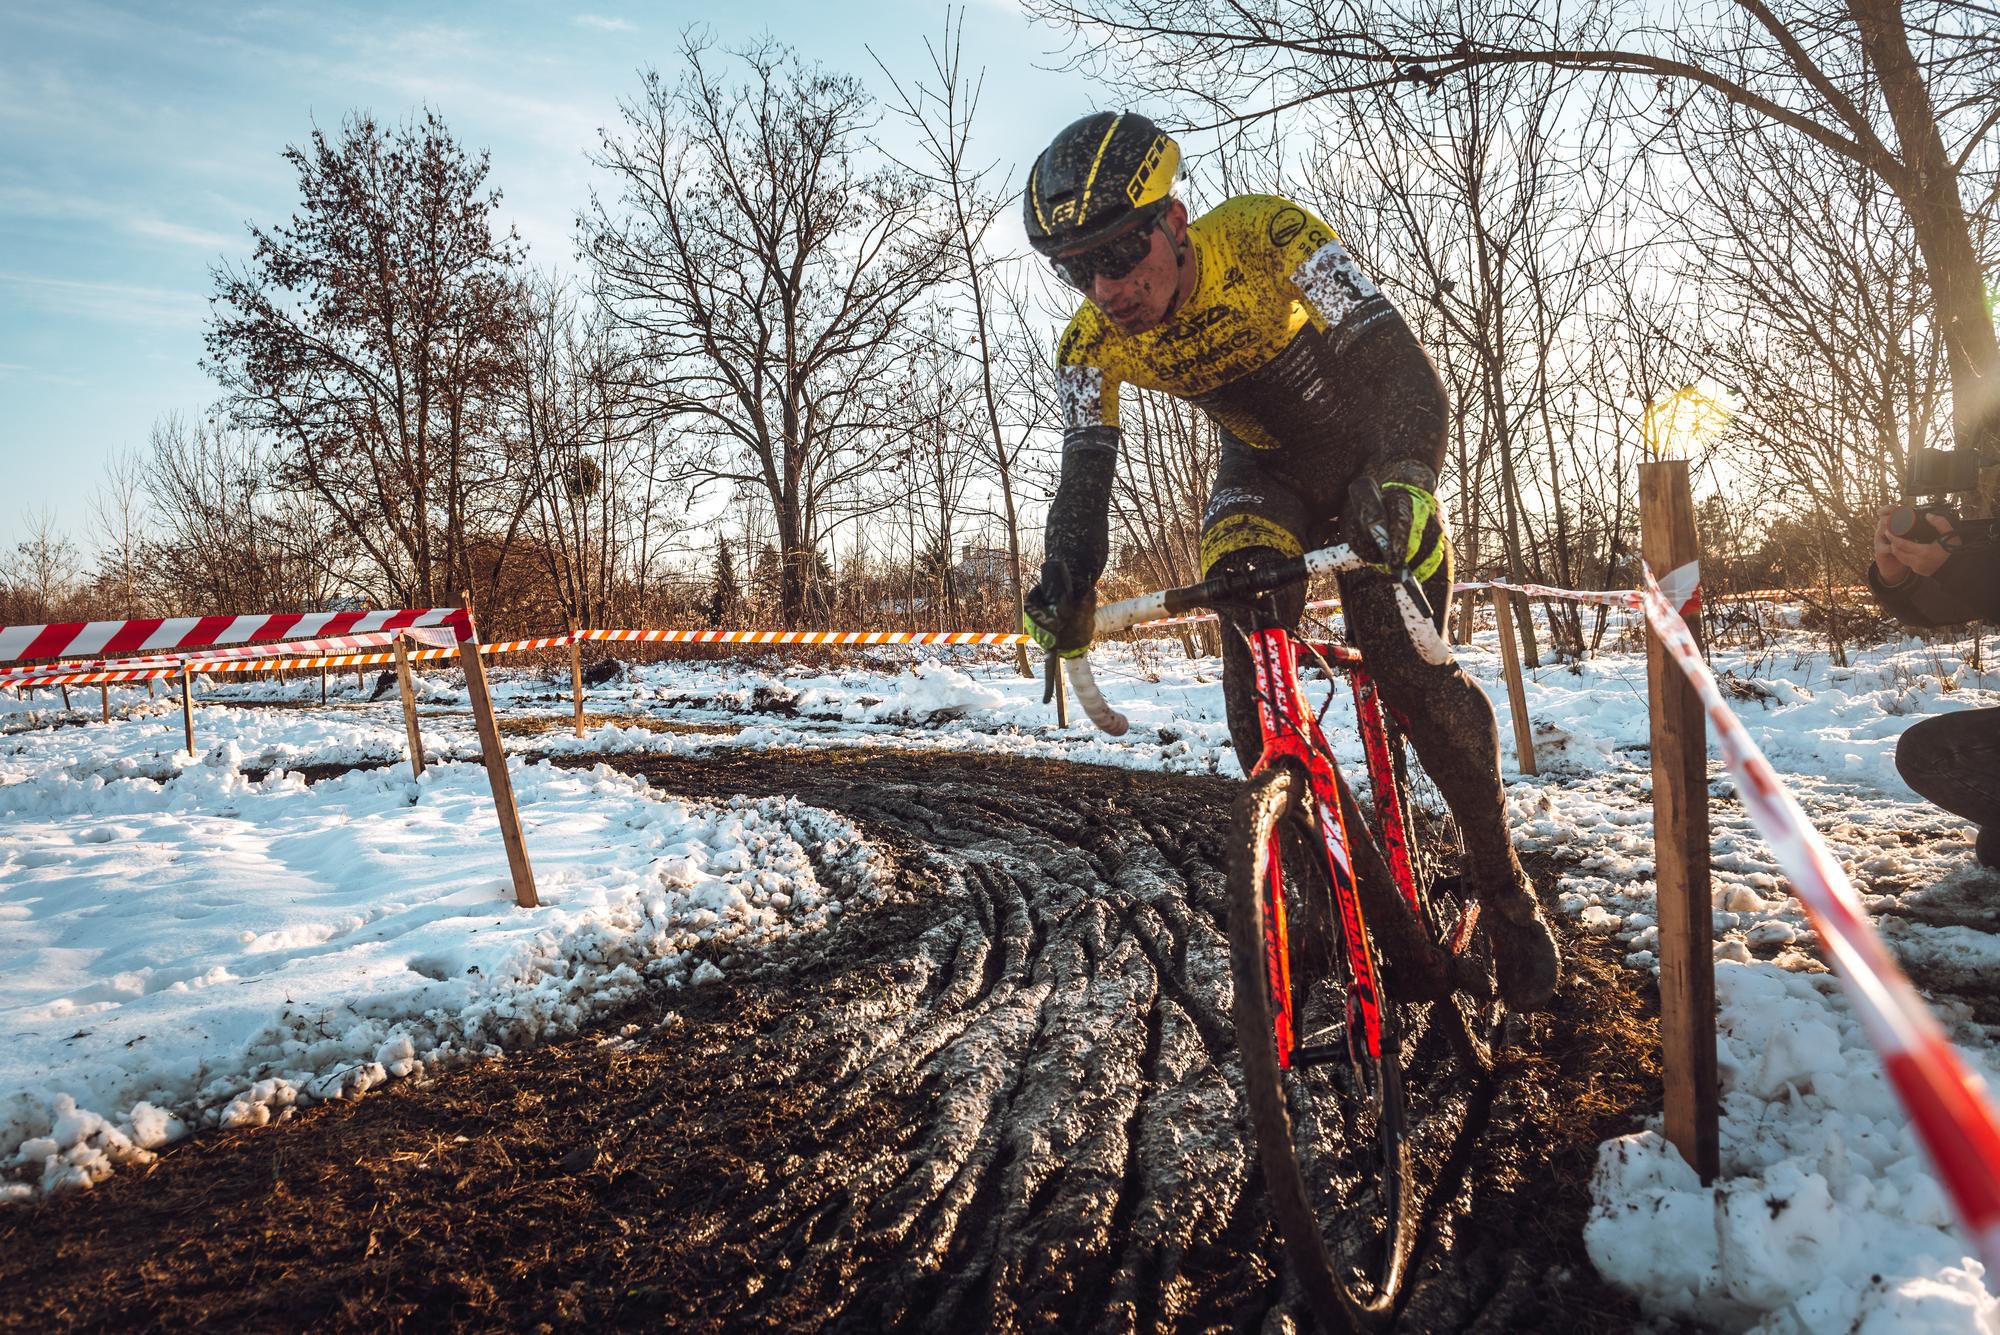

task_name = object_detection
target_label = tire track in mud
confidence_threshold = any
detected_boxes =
[575,749,1643,1333]
[0,749,1653,1334]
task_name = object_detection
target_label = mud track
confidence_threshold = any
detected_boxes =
[1,749,1658,1332]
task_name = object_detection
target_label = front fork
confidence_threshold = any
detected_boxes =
[1245,629,1387,1072]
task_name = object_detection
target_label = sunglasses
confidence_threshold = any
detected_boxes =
[1050,219,1159,291]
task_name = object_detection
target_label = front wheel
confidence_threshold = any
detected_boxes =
[1227,762,1414,1330]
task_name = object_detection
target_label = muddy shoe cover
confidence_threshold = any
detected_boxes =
[1483,887,1561,1011]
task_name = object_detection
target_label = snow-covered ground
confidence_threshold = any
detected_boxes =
[4,612,1999,1330]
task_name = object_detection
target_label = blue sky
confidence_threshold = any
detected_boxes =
[0,1,1099,553]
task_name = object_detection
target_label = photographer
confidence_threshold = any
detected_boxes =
[1870,504,2000,869]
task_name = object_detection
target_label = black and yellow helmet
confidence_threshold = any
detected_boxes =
[1023,112,1180,257]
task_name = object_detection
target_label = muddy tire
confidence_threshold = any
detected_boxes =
[1226,761,1414,1332]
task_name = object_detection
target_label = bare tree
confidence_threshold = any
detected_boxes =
[89,447,150,618]
[140,414,337,615]
[1683,107,1954,523]
[2,508,82,624]
[206,109,529,606]
[890,318,982,625]
[873,9,1037,664]
[511,272,680,628]
[585,36,953,624]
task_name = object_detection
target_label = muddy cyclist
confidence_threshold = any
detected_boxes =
[1020,111,1560,1011]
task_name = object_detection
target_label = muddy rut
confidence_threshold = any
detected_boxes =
[1,749,1657,1333]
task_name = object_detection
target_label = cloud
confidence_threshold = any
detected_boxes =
[575,14,637,32]
[124,215,236,251]
[0,187,236,252]
[0,272,207,330]
[0,361,88,387]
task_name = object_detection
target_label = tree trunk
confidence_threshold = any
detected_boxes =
[1848,0,2000,493]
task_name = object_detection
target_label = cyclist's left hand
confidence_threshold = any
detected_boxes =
[1024,559,1096,658]
[1347,464,1444,583]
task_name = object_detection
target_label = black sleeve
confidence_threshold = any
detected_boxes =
[1869,537,2000,626]
[1344,313,1448,486]
[1043,427,1117,586]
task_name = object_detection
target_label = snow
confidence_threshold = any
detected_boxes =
[5,609,2000,1330]
[1,731,881,1200]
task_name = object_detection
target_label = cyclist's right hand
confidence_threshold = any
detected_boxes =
[1024,558,1096,658]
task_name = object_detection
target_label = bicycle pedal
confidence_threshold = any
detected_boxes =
[1440,887,1481,957]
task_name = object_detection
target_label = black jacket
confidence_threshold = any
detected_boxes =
[1869,530,2000,627]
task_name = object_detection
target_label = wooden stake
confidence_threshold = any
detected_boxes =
[1490,588,1537,776]
[1051,655,1069,728]
[567,627,586,739]
[99,685,109,724]
[393,633,426,781]
[1640,458,1719,1184]
[180,663,195,756]
[458,593,538,909]
[321,667,328,705]
[60,684,71,711]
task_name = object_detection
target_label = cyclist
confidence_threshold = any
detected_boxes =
[1021,111,1561,1011]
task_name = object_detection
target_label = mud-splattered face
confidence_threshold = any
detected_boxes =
[1084,201,1192,334]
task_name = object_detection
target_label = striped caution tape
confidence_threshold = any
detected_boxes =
[1637,561,2000,1274]
[576,627,1033,647]
[0,606,471,665]
[0,628,456,682]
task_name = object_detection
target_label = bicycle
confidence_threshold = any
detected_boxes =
[1063,542,1499,1331]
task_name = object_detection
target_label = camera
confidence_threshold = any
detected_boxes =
[1888,448,1998,545]
[1903,446,1993,499]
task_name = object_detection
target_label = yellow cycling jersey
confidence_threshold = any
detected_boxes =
[1055,194,1401,455]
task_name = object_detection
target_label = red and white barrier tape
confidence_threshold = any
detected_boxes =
[0,626,464,682]
[1637,561,2000,1273]
[0,607,471,666]
[578,627,1031,647]
[1457,561,1700,615]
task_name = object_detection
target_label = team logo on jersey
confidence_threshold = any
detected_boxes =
[1224,265,1246,288]
[1267,207,1308,248]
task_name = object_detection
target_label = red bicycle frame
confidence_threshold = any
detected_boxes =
[1243,628,1423,1073]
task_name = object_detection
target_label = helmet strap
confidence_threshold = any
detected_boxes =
[1160,218,1191,321]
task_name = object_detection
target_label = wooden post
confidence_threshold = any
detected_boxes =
[320,667,328,705]
[180,663,195,756]
[99,685,109,724]
[1490,588,1537,776]
[458,593,539,909]
[60,684,71,711]
[1051,655,1069,728]
[1640,458,1718,1184]
[567,625,586,739]
[393,634,426,781]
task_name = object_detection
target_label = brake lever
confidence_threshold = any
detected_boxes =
[1397,567,1435,625]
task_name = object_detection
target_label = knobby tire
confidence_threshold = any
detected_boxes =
[1227,762,1413,1331]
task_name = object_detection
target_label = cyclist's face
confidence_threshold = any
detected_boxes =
[1082,202,1188,334]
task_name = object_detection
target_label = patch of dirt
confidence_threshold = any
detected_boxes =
[0,750,1660,1333]
[494,713,737,739]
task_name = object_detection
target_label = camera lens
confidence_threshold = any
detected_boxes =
[1889,507,1941,544]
